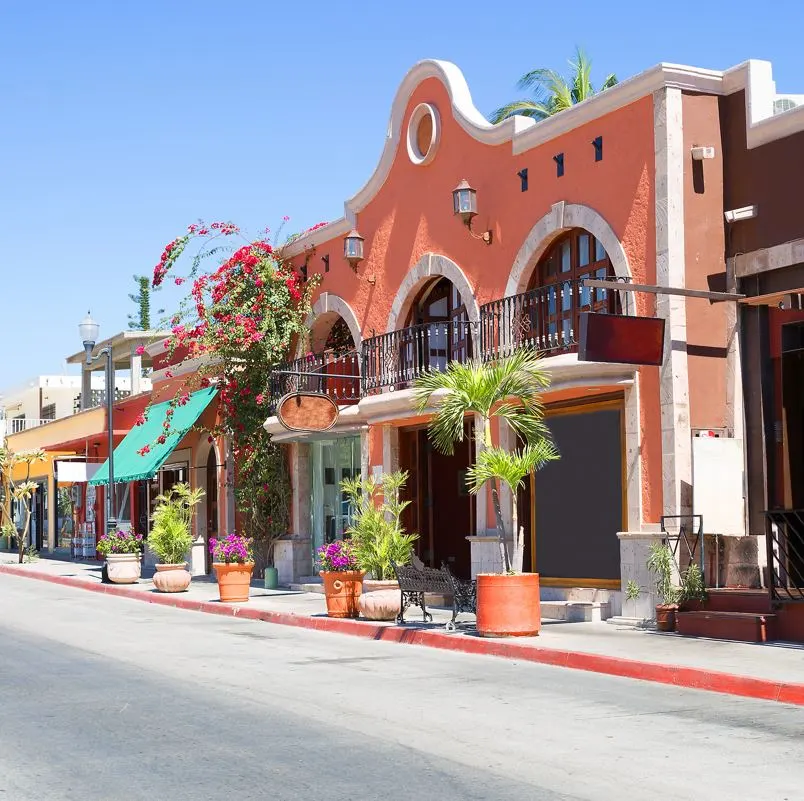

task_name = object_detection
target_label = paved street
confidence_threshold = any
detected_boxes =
[1,575,802,801]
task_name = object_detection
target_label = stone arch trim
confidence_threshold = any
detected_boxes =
[297,292,362,358]
[505,201,632,298]
[387,253,481,336]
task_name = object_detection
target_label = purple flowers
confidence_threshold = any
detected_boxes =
[209,533,253,564]
[317,540,359,572]
[96,529,143,556]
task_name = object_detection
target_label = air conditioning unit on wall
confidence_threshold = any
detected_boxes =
[692,428,732,439]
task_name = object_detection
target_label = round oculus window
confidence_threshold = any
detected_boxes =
[406,103,440,166]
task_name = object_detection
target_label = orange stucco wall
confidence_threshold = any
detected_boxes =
[290,75,661,528]
[682,92,729,430]
[292,79,657,331]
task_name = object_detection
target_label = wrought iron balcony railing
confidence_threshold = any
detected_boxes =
[361,319,474,394]
[479,277,622,361]
[268,349,361,412]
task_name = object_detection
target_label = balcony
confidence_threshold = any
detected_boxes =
[361,319,474,394]
[480,277,622,361]
[3,418,54,436]
[268,349,361,412]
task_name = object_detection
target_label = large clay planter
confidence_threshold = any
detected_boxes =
[655,604,678,632]
[213,562,254,603]
[359,579,401,621]
[152,563,192,593]
[105,554,141,584]
[476,573,541,637]
[320,570,365,618]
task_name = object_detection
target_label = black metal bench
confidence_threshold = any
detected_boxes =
[391,554,476,631]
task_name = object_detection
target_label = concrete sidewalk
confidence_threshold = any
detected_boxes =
[2,554,804,704]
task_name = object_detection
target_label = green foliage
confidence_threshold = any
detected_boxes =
[341,470,418,580]
[148,482,204,564]
[491,47,618,123]
[625,579,641,602]
[128,275,163,330]
[646,543,680,606]
[0,448,46,564]
[413,350,555,574]
[679,561,707,603]
[467,442,558,496]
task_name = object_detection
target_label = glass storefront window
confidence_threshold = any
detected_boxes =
[310,436,361,564]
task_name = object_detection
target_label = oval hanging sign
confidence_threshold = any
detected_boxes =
[276,392,339,433]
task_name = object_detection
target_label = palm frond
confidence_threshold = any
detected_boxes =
[569,47,594,103]
[467,442,559,495]
[489,100,551,123]
[600,73,618,91]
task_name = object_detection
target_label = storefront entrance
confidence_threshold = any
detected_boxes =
[399,422,474,579]
[518,399,624,586]
[309,437,361,560]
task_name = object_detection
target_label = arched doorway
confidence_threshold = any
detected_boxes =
[525,228,621,352]
[205,447,218,573]
[396,276,475,578]
[404,277,472,372]
[297,314,360,405]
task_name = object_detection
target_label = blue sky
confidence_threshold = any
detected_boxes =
[0,0,798,387]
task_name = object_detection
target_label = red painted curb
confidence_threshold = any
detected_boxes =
[3,564,803,706]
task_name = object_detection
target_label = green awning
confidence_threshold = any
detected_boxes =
[89,387,217,485]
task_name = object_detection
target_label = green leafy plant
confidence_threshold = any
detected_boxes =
[679,561,707,604]
[341,470,418,580]
[413,350,559,574]
[148,483,204,564]
[646,542,680,607]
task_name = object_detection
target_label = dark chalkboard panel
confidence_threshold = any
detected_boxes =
[535,407,623,581]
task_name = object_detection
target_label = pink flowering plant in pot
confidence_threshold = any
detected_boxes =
[317,540,365,619]
[210,533,255,603]
[96,529,143,585]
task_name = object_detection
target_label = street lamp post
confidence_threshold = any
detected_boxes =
[79,313,116,537]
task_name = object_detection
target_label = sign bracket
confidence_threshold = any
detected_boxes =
[582,278,744,303]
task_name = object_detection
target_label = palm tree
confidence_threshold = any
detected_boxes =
[490,47,618,123]
[413,350,559,573]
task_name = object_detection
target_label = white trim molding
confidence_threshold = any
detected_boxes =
[298,292,363,358]
[505,201,633,298]
[387,253,481,342]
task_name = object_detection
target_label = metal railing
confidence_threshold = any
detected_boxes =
[479,277,622,361]
[268,349,361,412]
[765,510,804,602]
[361,319,473,394]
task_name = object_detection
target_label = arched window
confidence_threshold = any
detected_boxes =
[524,229,620,351]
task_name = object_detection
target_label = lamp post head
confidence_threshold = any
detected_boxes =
[79,312,99,364]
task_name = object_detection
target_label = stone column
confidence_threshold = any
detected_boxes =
[80,364,92,411]
[275,442,313,585]
[654,87,692,518]
[612,529,664,624]
[131,349,142,396]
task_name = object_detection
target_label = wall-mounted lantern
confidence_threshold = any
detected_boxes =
[344,229,364,270]
[452,179,492,245]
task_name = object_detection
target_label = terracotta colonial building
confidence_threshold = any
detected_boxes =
[260,56,804,624]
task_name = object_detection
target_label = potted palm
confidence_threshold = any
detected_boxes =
[210,533,254,603]
[646,542,680,631]
[341,470,418,620]
[148,482,204,593]
[318,540,364,619]
[414,350,558,637]
[96,529,144,584]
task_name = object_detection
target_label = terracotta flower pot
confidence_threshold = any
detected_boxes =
[476,573,541,637]
[105,554,141,584]
[153,563,192,593]
[213,562,254,603]
[320,570,365,618]
[655,604,678,632]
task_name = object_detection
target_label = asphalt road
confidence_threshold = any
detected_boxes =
[0,575,802,801]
